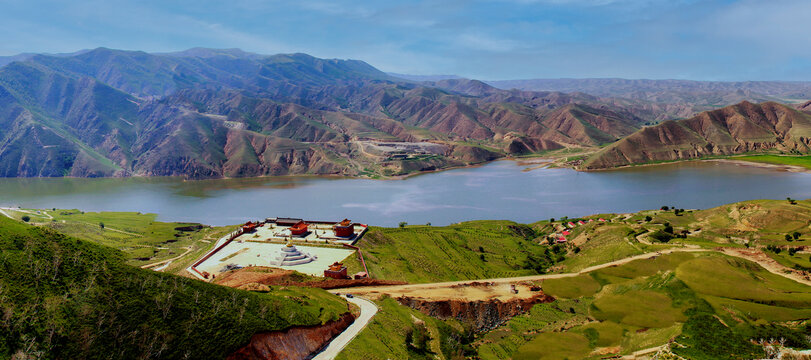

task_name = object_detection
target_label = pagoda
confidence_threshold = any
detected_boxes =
[269,242,317,266]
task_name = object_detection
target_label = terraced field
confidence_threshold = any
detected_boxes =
[481,252,811,359]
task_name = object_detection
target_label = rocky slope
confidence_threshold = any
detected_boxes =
[397,292,554,332]
[582,101,811,169]
[228,313,355,360]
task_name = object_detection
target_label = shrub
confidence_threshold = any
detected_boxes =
[644,216,652,222]
[399,222,407,228]
[21,215,30,222]
[649,230,673,243]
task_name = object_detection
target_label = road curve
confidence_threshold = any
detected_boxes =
[312,296,378,360]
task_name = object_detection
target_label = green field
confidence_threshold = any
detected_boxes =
[734,154,811,170]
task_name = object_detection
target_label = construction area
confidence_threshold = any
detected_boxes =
[188,218,369,280]
[342,281,544,302]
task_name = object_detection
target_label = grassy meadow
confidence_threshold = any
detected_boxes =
[358,221,561,283]
[1,208,231,270]
[734,154,811,170]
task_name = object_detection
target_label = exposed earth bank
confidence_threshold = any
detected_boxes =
[227,313,355,360]
[397,292,554,331]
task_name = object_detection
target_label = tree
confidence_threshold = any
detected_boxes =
[785,234,793,241]
[398,222,407,228]
[549,218,555,223]
[21,215,30,222]
[645,216,652,222]
[793,231,801,240]
[663,223,674,234]
[480,254,486,262]
[661,206,669,211]
[99,222,105,229]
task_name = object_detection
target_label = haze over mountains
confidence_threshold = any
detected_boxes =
[1,47,809,179]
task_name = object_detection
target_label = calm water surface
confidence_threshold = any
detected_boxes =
[1,161,810,226]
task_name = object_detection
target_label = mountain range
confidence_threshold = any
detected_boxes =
[1,48,809,179]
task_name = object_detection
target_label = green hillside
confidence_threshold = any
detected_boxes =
[482,252,811,360]
[0,216,348,359]
[358,221,562,283]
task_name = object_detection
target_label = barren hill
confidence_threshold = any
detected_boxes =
[582,101,811,169]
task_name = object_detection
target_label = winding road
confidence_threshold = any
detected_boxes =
[312,296,378,360]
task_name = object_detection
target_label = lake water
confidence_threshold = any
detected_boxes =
[1,160,810,227]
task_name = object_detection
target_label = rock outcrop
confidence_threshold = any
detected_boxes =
[227,312,355,360]
[397,293,554,332]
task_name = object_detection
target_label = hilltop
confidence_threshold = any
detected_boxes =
[582,101,811,169]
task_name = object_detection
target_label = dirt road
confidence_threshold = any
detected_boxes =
[334,248,710,298]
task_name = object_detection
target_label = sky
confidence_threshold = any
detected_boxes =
[1,0,809,81]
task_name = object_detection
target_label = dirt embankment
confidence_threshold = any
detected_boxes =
[228,313,355,360]
[397,292,554,332]
[213,266,406,289]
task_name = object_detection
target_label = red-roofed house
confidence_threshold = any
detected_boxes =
[567,222,575,228]
[556,237,568,243]
[562,230,570,236]
[578,220,586,225]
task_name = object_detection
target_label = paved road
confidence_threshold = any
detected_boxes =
[312,296,378,360]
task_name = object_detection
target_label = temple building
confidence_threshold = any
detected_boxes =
[324,262,348,279]
[289,221,309,236]
[269,242,317,266]
[333,219,355,238]
[275,218,304,226]
[241,221,259,233]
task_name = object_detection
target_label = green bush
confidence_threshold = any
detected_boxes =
[672,311,764,360]
[649,230,673,243]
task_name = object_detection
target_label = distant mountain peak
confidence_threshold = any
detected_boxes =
[159,47,265,59]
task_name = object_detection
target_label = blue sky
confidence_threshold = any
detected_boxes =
[1,0,809,81]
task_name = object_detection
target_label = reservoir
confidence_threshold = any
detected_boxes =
[1,160,810,227]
